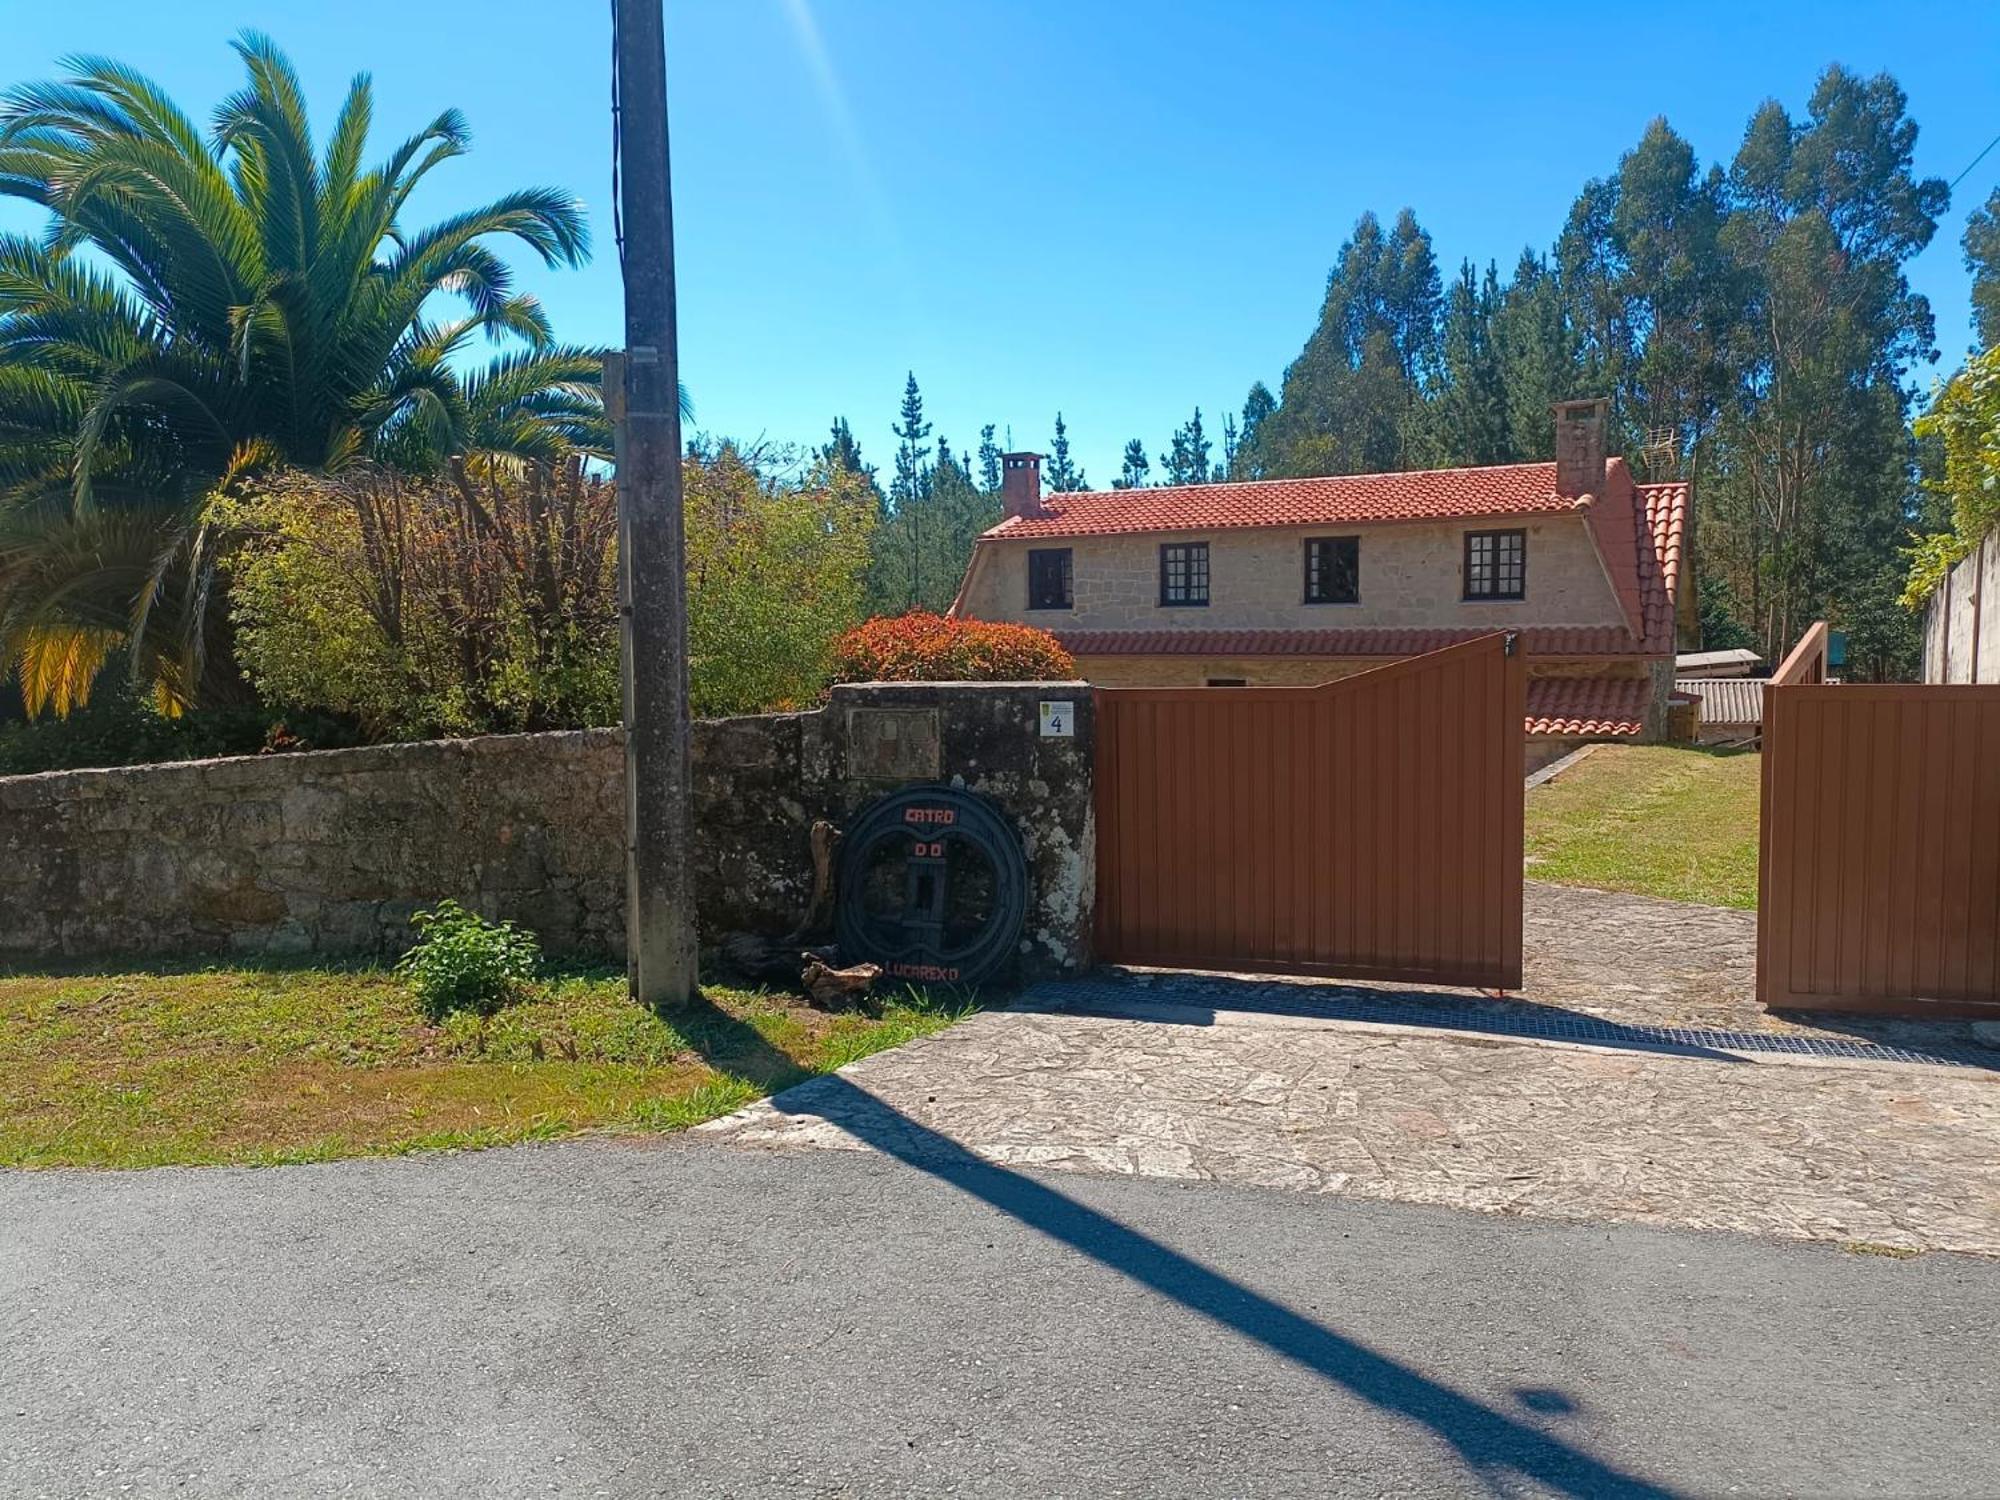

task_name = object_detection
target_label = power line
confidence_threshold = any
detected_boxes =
[608,0,624,270]
[1949,129,2000,193]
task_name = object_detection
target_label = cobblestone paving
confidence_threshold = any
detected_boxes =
[703,884,2000,1255]
[1523,881,1763,1029]
[1126,882,1991,1048]
[702,1007,2000,1254]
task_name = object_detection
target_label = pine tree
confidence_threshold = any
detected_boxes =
[976,424,1003,492]
[864,372,938,613]
[929,435,1001,608]
[1047,412,1087,491]
[1160,408,1214,485]
[1421,260,1511,466]
[1490,251,1576,461]
[1113,439,1151,490]
[1233,383,1276,479]
[1246,209,1442,477]
[1964,188,2000,350]
[889,372,932,512]
[819,417,876,486]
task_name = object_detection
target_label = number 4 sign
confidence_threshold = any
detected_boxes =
[1039,700,1075,738]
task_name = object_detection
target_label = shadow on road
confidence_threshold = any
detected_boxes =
[668,991,1679,1499]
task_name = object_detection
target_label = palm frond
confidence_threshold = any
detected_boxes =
[12,621,119,716]
[319,73,373,212]
[0,37,603,712]
[213,32,321,281]
[385,187,590,276]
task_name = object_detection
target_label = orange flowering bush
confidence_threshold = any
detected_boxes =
[830,612,1075,683]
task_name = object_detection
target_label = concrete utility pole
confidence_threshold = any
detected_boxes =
[612,0,698,1007]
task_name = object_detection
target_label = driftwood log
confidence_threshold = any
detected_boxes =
[716,934,880,1011]
[800,955,883,1010]
[783,820,841,944]
[715,819,879,1009]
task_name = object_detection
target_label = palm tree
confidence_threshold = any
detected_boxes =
[0,34,615,711]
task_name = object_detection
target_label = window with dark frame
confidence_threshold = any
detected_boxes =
[1304,536,1360,604]
[1463,528,1526,600]
[1027,548,1073,610]
[1159,541,1209,606]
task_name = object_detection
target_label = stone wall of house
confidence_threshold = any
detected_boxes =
[0,683,1096,982]
[1072,655,1382,688]
[962,515,1627,634]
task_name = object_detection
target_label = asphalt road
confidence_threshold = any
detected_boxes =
[4,1130,1996,1499]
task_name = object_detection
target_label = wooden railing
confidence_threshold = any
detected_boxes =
[1769,620,1830,686]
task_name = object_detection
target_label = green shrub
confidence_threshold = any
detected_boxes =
[396,901,541,1021]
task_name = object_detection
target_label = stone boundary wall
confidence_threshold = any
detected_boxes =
[0,683,1095,981]
[1924,530,2000,684]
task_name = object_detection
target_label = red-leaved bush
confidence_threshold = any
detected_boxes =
[830,612,1076,683]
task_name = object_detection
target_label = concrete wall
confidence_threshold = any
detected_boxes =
[1924,531,2000,684]
[962,516,1627,634]
[0,683,1096,981]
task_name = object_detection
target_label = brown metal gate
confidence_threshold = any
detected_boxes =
[1759,682,2000,1016]
[1094,635,1525,987]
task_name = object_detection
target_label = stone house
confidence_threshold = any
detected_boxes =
[951,400,1690,757]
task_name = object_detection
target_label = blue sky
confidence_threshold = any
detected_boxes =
[3,1,1995,483]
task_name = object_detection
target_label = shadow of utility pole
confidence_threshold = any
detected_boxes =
[667,992,1680,1500]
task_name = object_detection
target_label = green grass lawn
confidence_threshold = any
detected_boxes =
[0,964,965,1170]
[1525,744,1762,909]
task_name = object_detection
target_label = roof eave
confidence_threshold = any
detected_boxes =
[982,504,1583,544]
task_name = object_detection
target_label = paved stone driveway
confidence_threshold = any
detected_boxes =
[1511,882,1981,1046]
[704,884,2000,1257]
[703,1008,2000,1255]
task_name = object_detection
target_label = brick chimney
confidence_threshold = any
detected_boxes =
[1001,452,1045,520]
[1553,398,1609,499]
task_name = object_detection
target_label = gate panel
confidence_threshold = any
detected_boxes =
[1094,635,1525,988]
[1759,684,2000,1015]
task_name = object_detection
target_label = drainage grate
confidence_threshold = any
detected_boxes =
[1025,977,2000,1072]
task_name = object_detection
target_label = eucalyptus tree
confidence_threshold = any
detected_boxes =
[0,34,610,711]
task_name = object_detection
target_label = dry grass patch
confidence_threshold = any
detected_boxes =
[1525,744,1762,909]
[0,964,967,1169]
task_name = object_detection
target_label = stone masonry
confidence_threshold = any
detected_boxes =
[959,515,1628,634]
[0,683,1096,979]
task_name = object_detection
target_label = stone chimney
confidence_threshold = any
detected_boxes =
[1001,452,1045,520]
[1553,398,1609,499]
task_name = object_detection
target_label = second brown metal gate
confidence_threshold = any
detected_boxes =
[1759,682,2000,1016]
[1094,635,1525,988]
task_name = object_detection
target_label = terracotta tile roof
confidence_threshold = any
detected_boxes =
[1056,625,1646,659]
[987,461,1576,540]
[1524,676,1652,738]
[975,458,1689,658]
[1633,479,1690,655]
